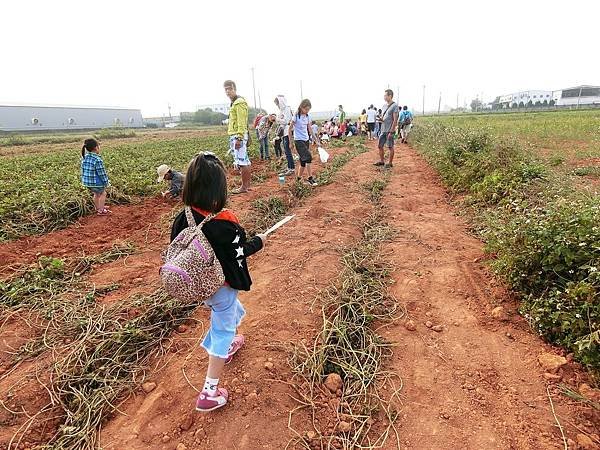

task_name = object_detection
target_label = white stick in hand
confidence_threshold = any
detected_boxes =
[264,215,295,236]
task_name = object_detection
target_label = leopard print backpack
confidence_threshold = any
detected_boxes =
[160,207,225,303]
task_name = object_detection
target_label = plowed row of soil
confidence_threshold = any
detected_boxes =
[1,140,598,450]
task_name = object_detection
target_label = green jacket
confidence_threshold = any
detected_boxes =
[227,97,249,138]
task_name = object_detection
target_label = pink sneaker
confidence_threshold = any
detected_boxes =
[196,387,228,412]
[225,335,245,365]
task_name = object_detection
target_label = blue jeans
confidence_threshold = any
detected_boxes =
[259,136,269,159]
[283,135,295,170]
[202,286,245,358]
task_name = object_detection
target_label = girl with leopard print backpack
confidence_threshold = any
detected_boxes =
[167,151,266,412]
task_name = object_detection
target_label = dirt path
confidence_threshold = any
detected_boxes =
[382,144,597,449]
[99,149,383,450]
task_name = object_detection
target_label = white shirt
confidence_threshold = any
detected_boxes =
[366,108,377,123]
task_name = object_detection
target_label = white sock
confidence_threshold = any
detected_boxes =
[202,376,219,396]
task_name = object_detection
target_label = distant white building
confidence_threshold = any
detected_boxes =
[554,85,600,107]
[197,103,231,115]
[0,104,143,131]
[498,90,553,108]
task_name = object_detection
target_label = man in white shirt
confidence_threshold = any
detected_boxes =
[366,104,377,140]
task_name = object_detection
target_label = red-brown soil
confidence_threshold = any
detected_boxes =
[1,141,598,450]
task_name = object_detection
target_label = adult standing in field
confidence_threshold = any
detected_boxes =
[256,113,276,160]
[374,89,399,169]
[224,80,251,194]
[274,95,295,176]
[399,105,414,143]
[374,108,383,138]
[366,104,377,140]
[358,109,367,137]
[337,105,346,125]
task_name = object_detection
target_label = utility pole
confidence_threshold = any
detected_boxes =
[577,86,583,109]
[258,90,262,110]
[300,80,303,99]
[167,103,172,120]
[251,67,257,110]
[422,85,426,115]
[438,92,442,114]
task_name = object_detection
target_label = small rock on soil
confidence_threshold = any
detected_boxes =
[537,353,567,372]
[142,382,157,393]
[324,373,343,393]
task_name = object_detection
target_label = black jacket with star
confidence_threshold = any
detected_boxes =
[170,208,263,291]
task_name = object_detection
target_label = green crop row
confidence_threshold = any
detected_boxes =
[411,121,600,370]
[0,134,257,241]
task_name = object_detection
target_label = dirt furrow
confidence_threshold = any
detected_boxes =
[382,144,595,449]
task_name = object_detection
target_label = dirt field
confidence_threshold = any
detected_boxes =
[0,140,598,450]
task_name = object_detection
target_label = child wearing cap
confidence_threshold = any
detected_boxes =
[157,164,184,199]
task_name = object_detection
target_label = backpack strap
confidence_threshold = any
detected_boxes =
[185,207,197,227]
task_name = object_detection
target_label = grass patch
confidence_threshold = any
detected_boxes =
[573,166,600,178]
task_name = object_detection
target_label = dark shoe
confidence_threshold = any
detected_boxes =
[384,163,393,169]
[307,177,318,187]
[373,161,385,166]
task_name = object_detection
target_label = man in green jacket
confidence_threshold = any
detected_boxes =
[224,80,251,194]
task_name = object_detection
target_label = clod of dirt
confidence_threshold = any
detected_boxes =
[264,361,274,370]
[161,434,170,443]
[404,320,416,331]
[432,325,443,332]
[337,421,352,433]
[491,306,508,321]
[176,444,187,450]
[324,373,343,393]
[246,392,259,403]
[543,373,562,381]
[306,430,317,440]
[179,413,195,431]
[142,381,157,393]
[579,383,600,402]
[176,324,188,333]
[537,353,567,372]
[576,433,595,450]
[425,321,433,328]
[336,389,342,397]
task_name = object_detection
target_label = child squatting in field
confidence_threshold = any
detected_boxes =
[156,164,184,199]
[80,138,111,215]
[170,152,266,412]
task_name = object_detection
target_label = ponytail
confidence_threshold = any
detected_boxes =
[81,138,99,157]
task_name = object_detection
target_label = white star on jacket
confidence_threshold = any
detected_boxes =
[233,234,244,269]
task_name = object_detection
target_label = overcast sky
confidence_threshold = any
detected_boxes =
[1,0,598,116]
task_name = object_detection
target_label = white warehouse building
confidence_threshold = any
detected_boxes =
[554,85,600,107]
[0,104,143,131]
[498,90,553,108]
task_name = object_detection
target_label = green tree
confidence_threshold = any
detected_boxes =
[470,98,483,112]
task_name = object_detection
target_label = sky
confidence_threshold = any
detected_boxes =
[1,0,599,116]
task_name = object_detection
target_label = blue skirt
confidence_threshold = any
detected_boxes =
[201,286,245,358]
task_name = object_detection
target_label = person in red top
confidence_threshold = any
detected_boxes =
[171,152,266,412]
[339,120,347,136]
